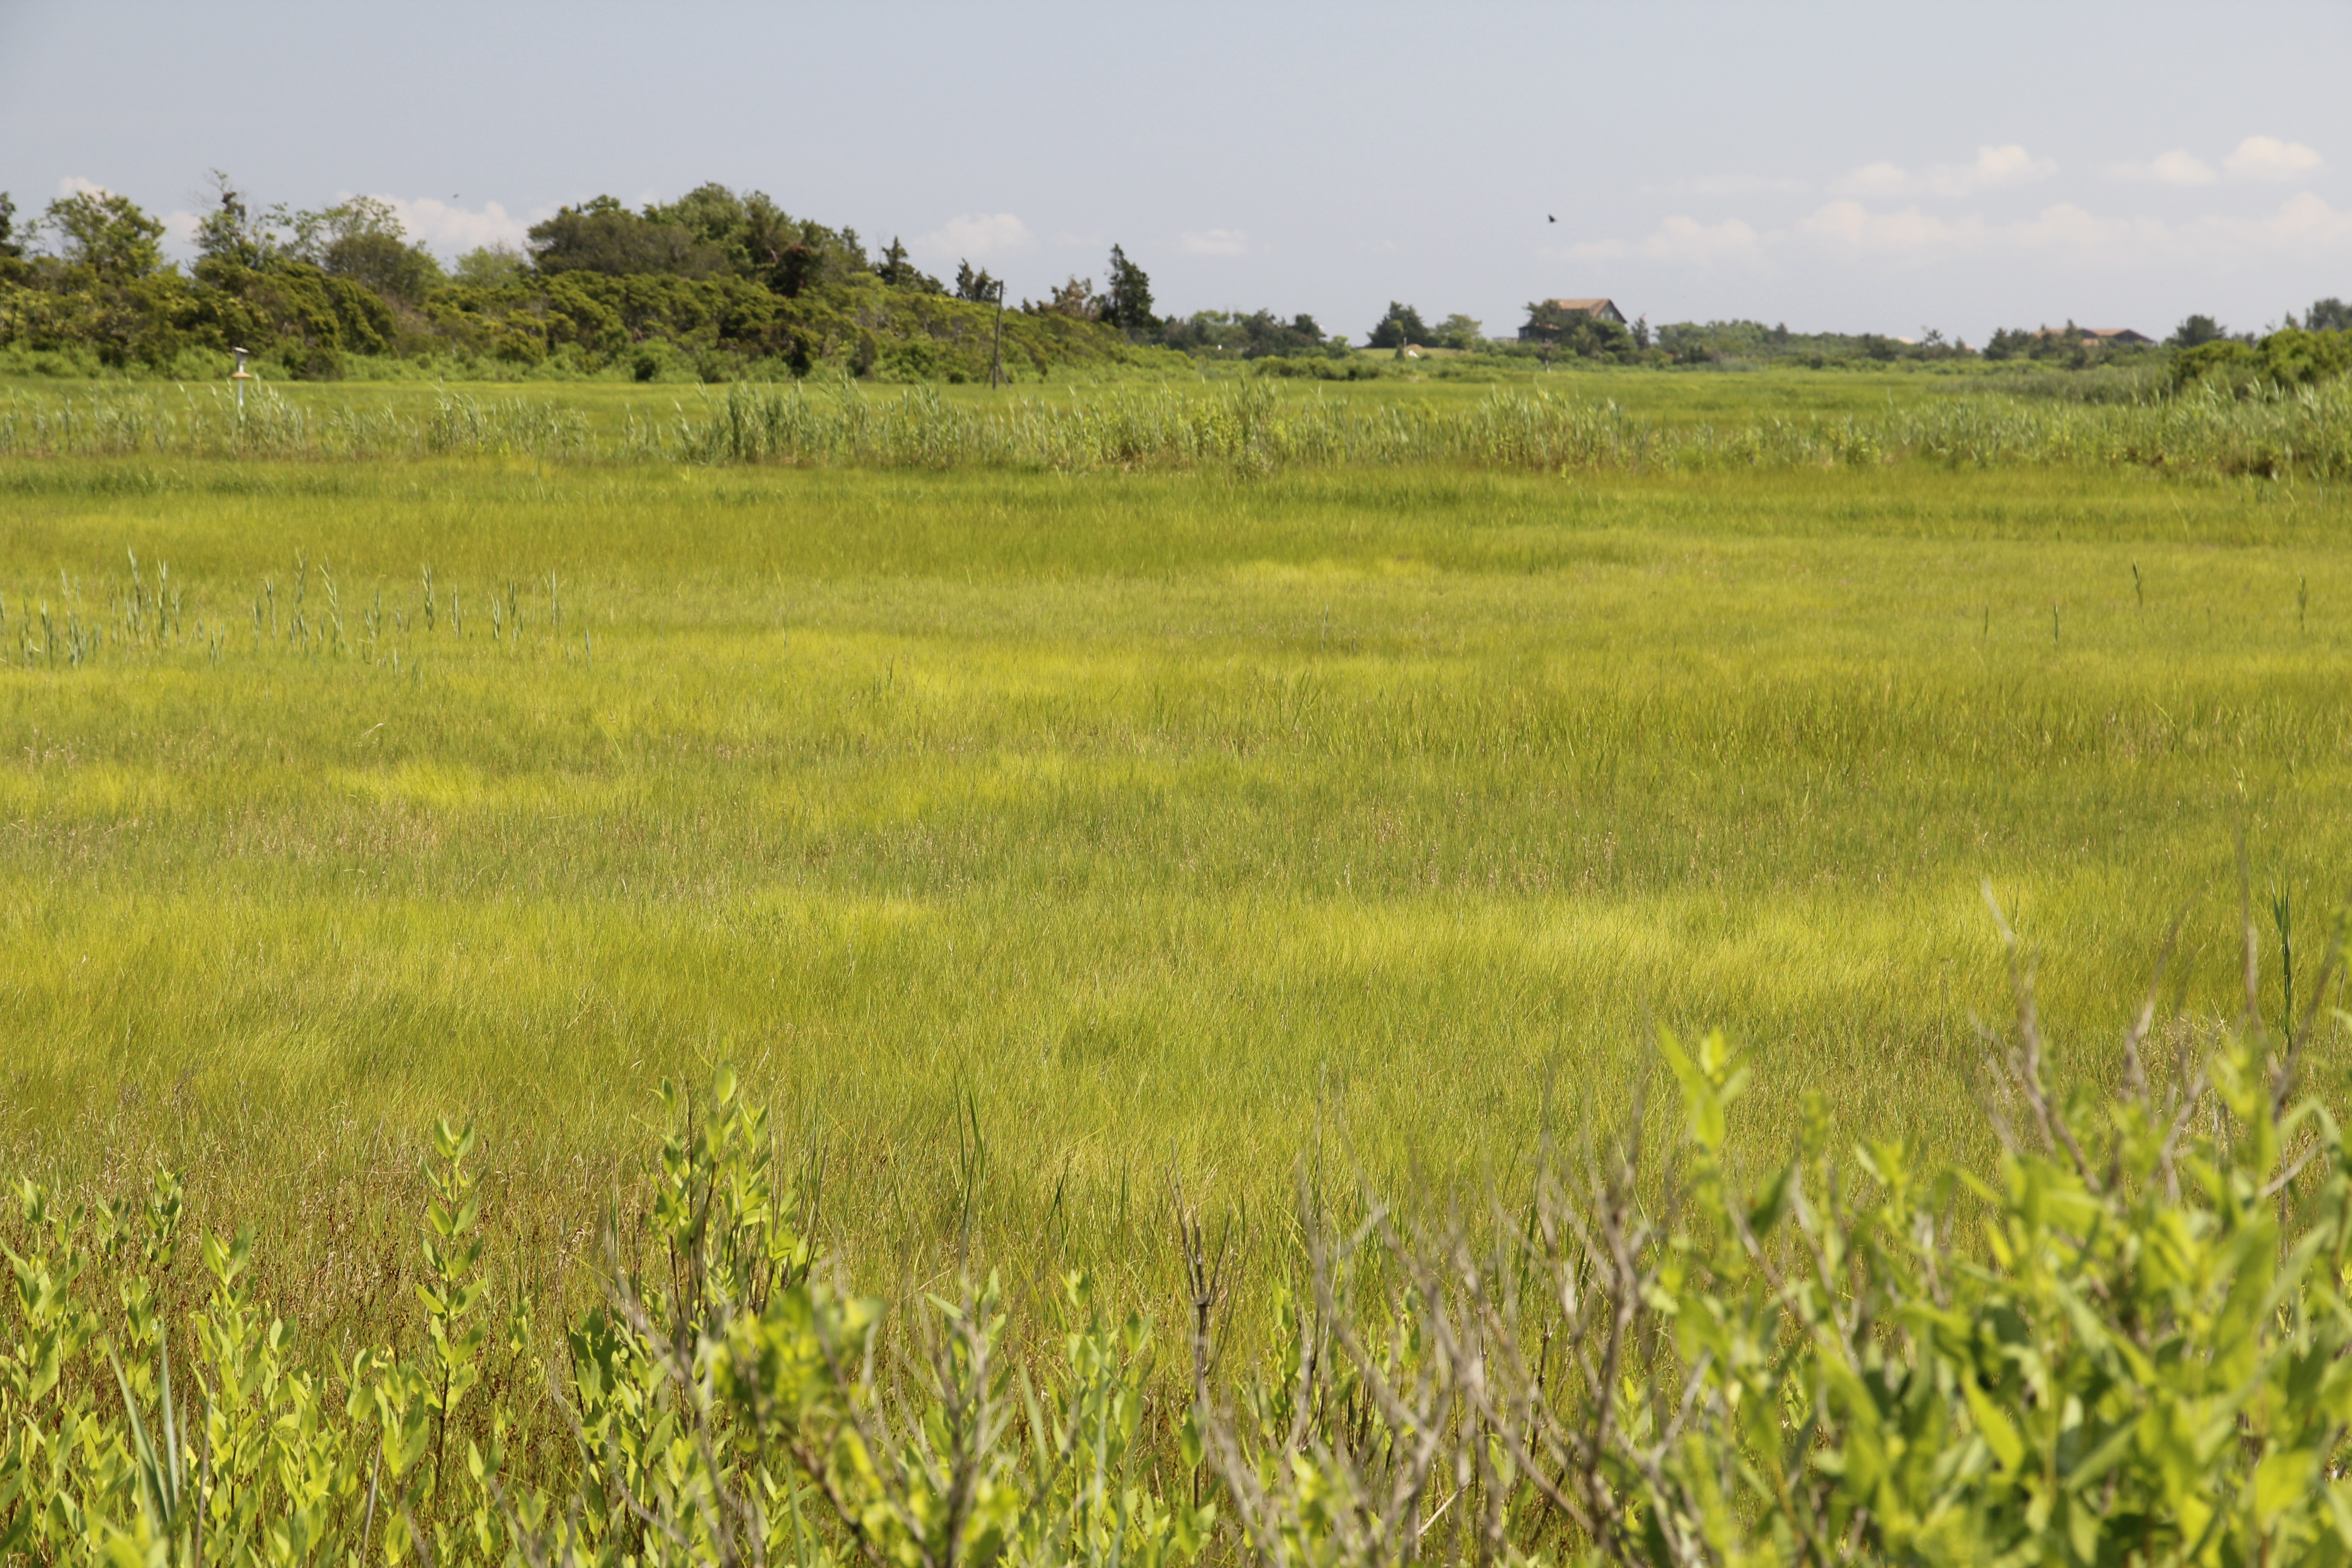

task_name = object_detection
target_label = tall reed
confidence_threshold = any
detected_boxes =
[2,377,2346,478]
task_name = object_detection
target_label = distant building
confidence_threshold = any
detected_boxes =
[1519,298,1626,341]
[2033,325,2154,348]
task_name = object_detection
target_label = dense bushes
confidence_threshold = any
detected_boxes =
[0,259,1184,385]
[2173,326,2352,397]
[1161,309,1339,361]
[0,182,1183,383]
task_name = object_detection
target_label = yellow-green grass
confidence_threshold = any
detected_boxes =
[2,452,2348,1346]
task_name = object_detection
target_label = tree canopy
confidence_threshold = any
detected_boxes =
[1102,245,1154,333]
[2169,314,2228,349]
[528,196,727,279]
[45,188,165,280]
[2302,297,2351,333]
[953,260,1001,304]
[1159,309,1332,358]
[1366,301,1431,348]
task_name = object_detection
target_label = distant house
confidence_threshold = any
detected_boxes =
[1519,298,1626,341]
[2034,325,2154,348]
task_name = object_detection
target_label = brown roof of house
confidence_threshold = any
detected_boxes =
[1545,299,1617,313]
[2035,325,2151,343]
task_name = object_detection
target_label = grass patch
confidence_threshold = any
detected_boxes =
[2,447,2348,1345]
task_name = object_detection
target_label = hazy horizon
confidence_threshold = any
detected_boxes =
[3,0,2347,344]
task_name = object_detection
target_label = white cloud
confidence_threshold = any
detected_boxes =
[2112,149,2218,186]
[1997,205,2186,262]
[1830,144,2056,200]
[1956,143,2059,193]
[1564,214,1766,267]
[1179,228,1248,257]
[1799,200,1972,254]
[1793,194,2352,267]
[374,196,534,255]
[2108,139,2320,187]
[1663,173,1810,197]
[2224,135,2323,182]
[914,212,1034,262]
[1798,198,2180,263]
[55,175,113,199]
[2211,190,2352,250]
[1833,161,1912,198]
[1551,176,2352,290]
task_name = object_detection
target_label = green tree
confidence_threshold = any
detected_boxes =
[528,196,724,279]
[645,182,764,267]
[1021,275,1097,319]
[1367,301,1431,348]
[874,235,941,292]
[953,259,1000,303]
[193,171,278,269]
[644,184,863,297]
[1102,244,1154,333]
[450,244,528,289]
[44,188,166,280]
[313,196,442,304]
[1159,309,1328,358]
[1981,327,2027,361]
[323,229,442,303]
[2169,313,2226,348]
[1432,312,1484,349]
[2307,296,2352,333]
[0,191,23,262]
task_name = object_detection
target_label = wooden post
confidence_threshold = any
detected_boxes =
[990,282,1007,388]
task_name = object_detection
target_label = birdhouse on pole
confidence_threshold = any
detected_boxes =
[230,346,253,412]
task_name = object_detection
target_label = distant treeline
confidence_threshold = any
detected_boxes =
[1449,302,2352,383]
[1221,296,2350,392]
[0,179,1189,382]
[0,180,2343,389]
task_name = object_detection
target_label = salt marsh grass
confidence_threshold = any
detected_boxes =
[4,372,2348,478]
[2,435,2349,1371]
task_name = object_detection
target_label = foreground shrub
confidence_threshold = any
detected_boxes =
[7,906,2352,1563]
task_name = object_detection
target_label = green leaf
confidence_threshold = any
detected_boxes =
[1747,1161,1797,1236]
[1963,1379,2024,1475]
[2254,1446,2316,1526]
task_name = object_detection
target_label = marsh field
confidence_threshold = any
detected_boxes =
[3,367,2351,1345]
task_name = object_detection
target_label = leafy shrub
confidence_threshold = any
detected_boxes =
[2173,327,2352,397]
[1254,355,1387,380]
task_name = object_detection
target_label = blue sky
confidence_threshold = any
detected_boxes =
[3,0,2347,343]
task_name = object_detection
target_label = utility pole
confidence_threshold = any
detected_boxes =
[990,280,1007,388]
